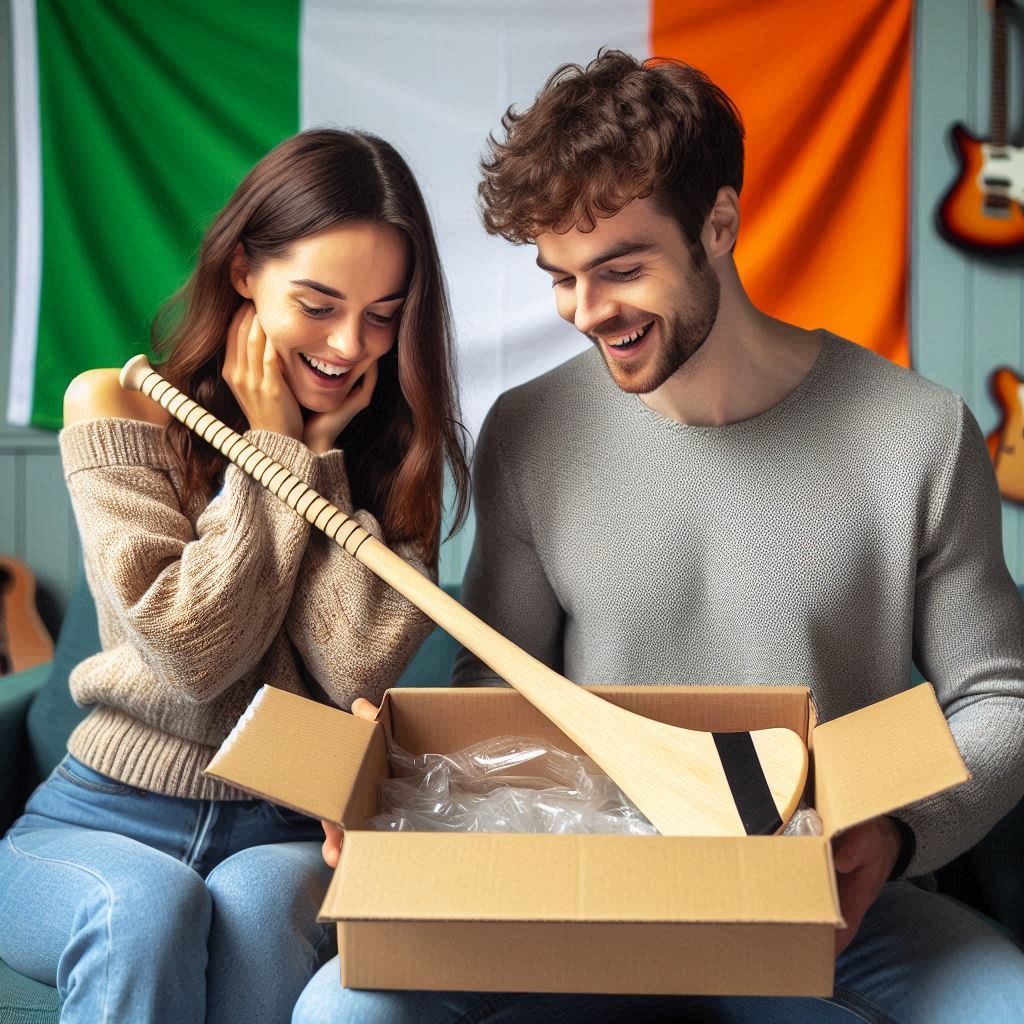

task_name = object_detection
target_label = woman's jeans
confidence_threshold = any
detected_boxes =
[0,755,335,1024]
[293,880,1024,1024]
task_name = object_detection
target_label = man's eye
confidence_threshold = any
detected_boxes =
[609,267,642,281]
[551,277,574,289]
[299,302,333,318]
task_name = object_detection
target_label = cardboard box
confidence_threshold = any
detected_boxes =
[206,683,968,996]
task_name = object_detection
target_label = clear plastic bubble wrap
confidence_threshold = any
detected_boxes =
[367,734,822,837]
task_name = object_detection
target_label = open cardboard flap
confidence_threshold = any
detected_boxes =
[813,683,970,837]
[205,686,386,826]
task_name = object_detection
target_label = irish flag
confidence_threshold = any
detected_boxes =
[10,0,911,434]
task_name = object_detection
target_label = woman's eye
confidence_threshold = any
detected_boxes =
[365,312,394,326]
[609,267,642,281]
[299,302,333,318]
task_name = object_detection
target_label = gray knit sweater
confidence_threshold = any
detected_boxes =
[452,332,1024,876]
[60,418,434,801]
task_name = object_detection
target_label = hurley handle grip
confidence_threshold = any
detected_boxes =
[119,355,375,557]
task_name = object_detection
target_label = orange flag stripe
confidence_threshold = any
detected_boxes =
[652,0,912,366]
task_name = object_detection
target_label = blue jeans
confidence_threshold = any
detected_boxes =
[0,755,335,1024]
[292,881,1024,1023]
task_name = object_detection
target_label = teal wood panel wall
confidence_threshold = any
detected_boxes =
[2,0,1022,632]
[912,0,1024,579]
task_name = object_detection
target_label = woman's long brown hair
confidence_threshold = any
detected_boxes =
[152,129,469,566]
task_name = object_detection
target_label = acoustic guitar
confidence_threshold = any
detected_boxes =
[937,0,1024,253]
[0,556,55,676]
[988,366,1024,503]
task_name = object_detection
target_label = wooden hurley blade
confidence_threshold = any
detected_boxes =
[120,355,808,836]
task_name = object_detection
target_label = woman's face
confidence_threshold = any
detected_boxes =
[234,221,410,414]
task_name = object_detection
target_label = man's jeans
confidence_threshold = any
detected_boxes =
[0,755,335,1024]
[293,880,1024,1024]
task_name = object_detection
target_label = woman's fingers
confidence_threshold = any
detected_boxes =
[321,820,344,869]
[221,302,303,439]
[351,697,379,721]
[224,302,254,382]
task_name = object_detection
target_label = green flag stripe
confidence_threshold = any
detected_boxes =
[28,0,300,429]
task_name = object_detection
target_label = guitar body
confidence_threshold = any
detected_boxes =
[0,556,54,675]
[938,124,1024,253]
[987,367,1024,503]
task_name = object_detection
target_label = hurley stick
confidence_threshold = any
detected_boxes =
[121,355,807,837]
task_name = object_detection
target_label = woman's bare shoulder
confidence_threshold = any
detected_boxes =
[63,368,170,427]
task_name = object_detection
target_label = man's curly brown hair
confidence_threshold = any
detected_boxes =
[478,49,744,246]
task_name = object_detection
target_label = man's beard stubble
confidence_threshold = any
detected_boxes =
[596,253,721,396]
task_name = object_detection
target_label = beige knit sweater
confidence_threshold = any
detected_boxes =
[59,418,435,801]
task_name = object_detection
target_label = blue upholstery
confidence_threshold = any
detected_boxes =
[0,569,463,1021]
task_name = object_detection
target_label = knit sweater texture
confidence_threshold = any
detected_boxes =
[60,418,434,801]
[451,331,1024,877]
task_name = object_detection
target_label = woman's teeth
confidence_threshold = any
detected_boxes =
[301,353,349,378]
[608,321,654,348]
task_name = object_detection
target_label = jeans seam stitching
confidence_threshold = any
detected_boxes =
[5,832,113,1023]
[454,992,517,1024]
[830,985,901,1024]
[57,763,132,796]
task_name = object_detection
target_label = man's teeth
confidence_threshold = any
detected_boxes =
[302,354,349,377]
[609,322,653,348]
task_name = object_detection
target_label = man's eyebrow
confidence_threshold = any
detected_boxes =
[291,279,407,303]
[535,242,656,276]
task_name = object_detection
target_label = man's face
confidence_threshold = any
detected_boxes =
[535,195,720,394]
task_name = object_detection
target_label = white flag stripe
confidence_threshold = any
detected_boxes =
[7,0,43,426]
[300,0,650,436]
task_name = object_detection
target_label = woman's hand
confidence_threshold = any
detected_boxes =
[320,820,344,868]
[223,302,304,441]
[319,696,381,868]
[302,361,379,455]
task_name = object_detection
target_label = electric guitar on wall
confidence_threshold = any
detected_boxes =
[937,0,1024,253]
[0,556,54,676]
[987,366,1024,503]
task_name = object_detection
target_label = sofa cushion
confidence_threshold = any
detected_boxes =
[24,569,97,783]
[0,955,60,1023]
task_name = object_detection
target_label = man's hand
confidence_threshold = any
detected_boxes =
[832,815,903,957]
[319,697,381,868]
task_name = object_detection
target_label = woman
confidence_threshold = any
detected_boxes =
[0,128,468,1024]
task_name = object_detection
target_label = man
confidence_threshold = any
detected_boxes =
[299,50,1024,1023]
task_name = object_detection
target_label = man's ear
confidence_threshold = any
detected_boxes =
[703,186,740,258]
[230,244,254,299]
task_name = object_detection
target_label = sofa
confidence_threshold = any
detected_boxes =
[1,574,1021,1022]
[0,567,462,1022]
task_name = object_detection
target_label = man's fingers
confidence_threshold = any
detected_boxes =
[833,835,862,873]
[834,866,875,955]
[832,823,873,873]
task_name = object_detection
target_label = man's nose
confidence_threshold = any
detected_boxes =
[573,283,618,338]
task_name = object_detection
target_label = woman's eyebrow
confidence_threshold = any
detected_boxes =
[292,278,343,299]
[291,278,407,303]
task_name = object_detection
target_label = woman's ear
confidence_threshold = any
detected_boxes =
[230,244,254,299]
